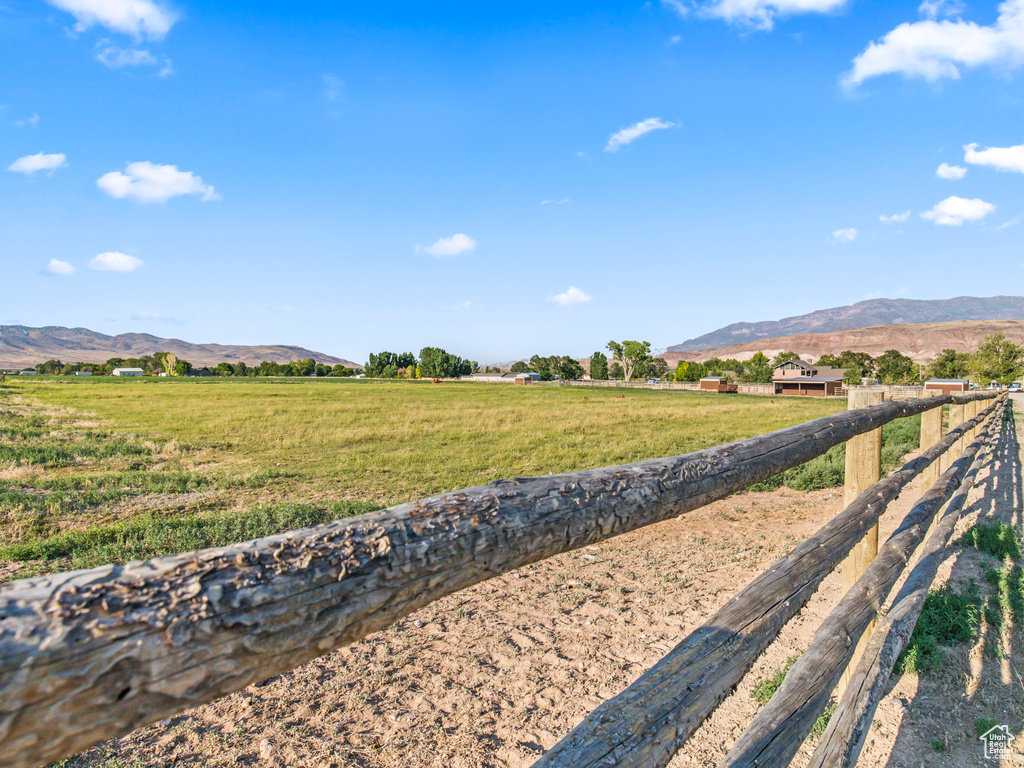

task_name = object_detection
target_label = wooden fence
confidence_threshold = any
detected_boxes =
[0,391,1005,768]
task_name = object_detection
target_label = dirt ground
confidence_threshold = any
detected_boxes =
[63,404,1023,768]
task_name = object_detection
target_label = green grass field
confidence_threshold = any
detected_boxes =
[1,377,852,578]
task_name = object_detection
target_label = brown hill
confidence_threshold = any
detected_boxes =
[669,296,1021,352]
[0,326,361,370]
[661,319,1023,365]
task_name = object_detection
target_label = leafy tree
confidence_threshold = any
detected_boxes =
[818,351,876,377]
[647,358,669,379]
[153,352,179,376]
[875,349,918,385]
[365,352,413,378]
[510,361,530,373]
[314,363,331,377]
[419,347,472,378]
[556,356,585,380]
[174,360,193,376]
[926,349,971,380]
[608,361,624,380]
[35,359,63,375]
[589,352,608,380]
[214,362,235,377]
[529,354,552,377]
[607,340,652,382]
[745,352,773,383]
[844,366,864,382]
[771,351,801,367]
[673,361,690,382]
[329,364,354,377]
[969,333,1023,384]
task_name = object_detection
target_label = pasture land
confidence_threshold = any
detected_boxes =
[0,376,846,578]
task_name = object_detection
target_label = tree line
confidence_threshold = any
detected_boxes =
[24,354,358,378]
[16,333,1022,386]
[363,347,477,379]
[657,333,1022,386]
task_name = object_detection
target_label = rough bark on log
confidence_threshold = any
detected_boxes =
[719,397,1002,768]
[0,393,995,768]
[533,401,998,768]
[808,399,1003,768]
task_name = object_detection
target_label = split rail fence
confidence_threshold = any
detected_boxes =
[0,389,1007,768]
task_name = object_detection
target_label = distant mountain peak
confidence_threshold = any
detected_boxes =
[669,296,1022,352]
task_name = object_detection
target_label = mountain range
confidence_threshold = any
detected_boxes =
[669,296,1022,352]
[0,326,360,370]
[661,318,1022,365]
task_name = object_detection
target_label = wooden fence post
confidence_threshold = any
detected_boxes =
[839,389,883,693]
[970,399,982,441]
[948,401,966,466]
[919,391,943,495]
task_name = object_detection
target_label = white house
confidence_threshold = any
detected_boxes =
[74,371,93,376]
[112,368,145,377]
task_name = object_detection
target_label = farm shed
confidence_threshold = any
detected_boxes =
[74,371,92,376]
[514,372,540,385]
[18,370,37,375]
[700,376,737,393]
[112,368,144,377]
[925,378,969,394]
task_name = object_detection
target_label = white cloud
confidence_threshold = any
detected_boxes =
[454,300,472,310]
[832,227,859,242]
[936,162,967,179]
[541,198,570,205]
[45,259,76,276]
[131,310,184,324]
[964,141,1024,173]
[995,214,1022,230]
[96,45,157,68]
[683,0,849,31]
[548,286,592,306]
[418,233,477,258]
[605,117,675,152]
[670,34,682,43]
[879,210,911,223]
[14,114,40,128]
[96,161,221,203]
[89,251,144,272]
[322,74,344,102]
[157,59,174,78]
[844,0,1024,88]
[920,195,996,225]
[919,0,965,20]
[47,0,177,41]
[7,152,67,176]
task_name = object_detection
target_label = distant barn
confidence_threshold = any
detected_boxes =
[924,378,969,394]
[700,376,737,393]
[112,368,144,377]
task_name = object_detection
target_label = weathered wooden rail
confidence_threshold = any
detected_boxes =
[0,390,1004,768]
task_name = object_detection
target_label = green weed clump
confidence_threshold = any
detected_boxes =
[751,655,833,736]
[897,585,982,674]
[958,523,1022,561]
[752,655,798,704]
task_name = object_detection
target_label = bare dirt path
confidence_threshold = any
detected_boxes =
[63,406,1022,768]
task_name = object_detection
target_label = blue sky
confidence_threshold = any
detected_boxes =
[2,0,1022,363]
